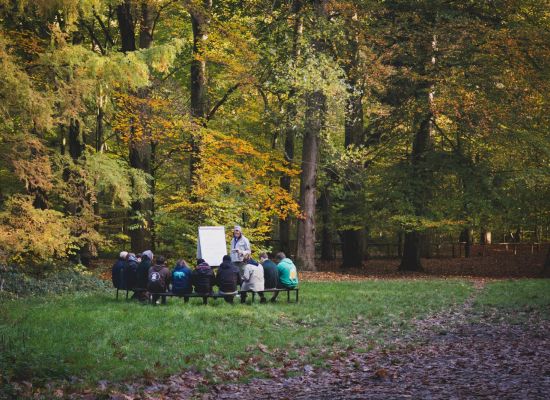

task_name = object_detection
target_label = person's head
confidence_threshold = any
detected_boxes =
[176,259,188,268]
[128,253,137,262]
[142,250,153,261]
[259,252,269,262]
[233,225,242,238]
[243,253,251,262]
[222,255,232,263]
[275,252,286,262]
[119,251,129,260]
[156,256,166,266]
[196,258,205,266]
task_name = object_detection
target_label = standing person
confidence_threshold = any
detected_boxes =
[216,255,241,303]
[192,259,215,304]
[112,251,128,290]
[148,255,170,305]
[270,252,299,302]
[136,250,153,301]
[172,259,193,303]
[240,255,266,304]
[260,252,279,290]
[230,226,251,272]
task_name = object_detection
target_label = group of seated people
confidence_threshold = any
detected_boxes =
[112,250,299,305]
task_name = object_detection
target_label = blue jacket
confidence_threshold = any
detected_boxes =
[172,264,193,295]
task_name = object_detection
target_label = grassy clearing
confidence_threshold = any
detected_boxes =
[474,279,550,317]
[0,280,472,387]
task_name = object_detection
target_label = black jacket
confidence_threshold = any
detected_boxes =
[192,262,215,294]
[111,259,126,289]
[216,257,241,293]
[262,259,279,289]
[124,256,139,290]
[137,256,152,289]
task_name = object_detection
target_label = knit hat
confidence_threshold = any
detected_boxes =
[234,225,242,231]
[119,251,129,259]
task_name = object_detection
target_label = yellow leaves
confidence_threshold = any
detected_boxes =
[0,195,75,264]
[9,136,54,193]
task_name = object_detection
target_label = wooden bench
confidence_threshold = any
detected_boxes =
[239,287,299,303]
[115,287,147,300]
[149,291,226,305]
[118,287,300,304]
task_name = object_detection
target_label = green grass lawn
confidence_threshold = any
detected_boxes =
[2,278,549,390]
[1,279,472,387]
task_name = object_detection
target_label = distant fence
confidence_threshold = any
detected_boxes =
[267,240,549,260]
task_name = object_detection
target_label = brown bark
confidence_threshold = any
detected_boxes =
[279,0,303,255]
[296,90,325,271]
[189,0,211,183]
[460,227,473,258]
[116,0,135,52]
[320,186,334,261]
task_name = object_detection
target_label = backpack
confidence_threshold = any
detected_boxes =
[148,268,165,292]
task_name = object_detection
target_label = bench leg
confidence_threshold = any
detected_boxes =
[116,289,119,300]
[126,290,129,300]
[296,289,299,303]
[287,290,290,302]
[203,296,208,305]
[252,292,255,303]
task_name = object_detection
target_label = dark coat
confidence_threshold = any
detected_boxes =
[262,259,279,289]
[137,256,152,289]
[111,259,126,289]
[216,257,241,293]
[172,264,193,295]
[147,264,171,292]
[124,256,139,290]
[192,262,215,294]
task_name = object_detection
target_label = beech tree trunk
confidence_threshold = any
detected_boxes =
[279,0,302,256]
[296,90,325,271]
[460,227,473,258]
[401,231,422,271]
[117,1,156,253]
[189,0,211,183]
[320,187,334,261]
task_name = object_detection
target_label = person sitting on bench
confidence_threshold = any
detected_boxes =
[135,250,153,302]
[148,256,170,305]
[216,255,241,303]
[172,259,193,303]
[260,252,279,290]
[112,251,128,290]
[192,259,215,304]
[270,252,299,302]
[240,254,266,303]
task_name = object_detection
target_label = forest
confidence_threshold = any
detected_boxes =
[1,0,549,272]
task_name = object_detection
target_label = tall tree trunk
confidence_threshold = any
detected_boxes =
[296,90,325,271]
[341,80,365,268]
[116,0,135,52]
[68,118,84,161]
[543,245,550,276]
[319,186,334,261]
[399,114,432,271]
[480,228,492,244]
[279,0,302,256]
[460,227,473,258]
[117,1,156,252]
[189,0,211,183]
[399,32,437,272]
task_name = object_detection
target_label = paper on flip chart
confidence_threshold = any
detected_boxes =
[196,226,227,267]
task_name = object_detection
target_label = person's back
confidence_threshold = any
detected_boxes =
[216,255,241,293]
[137,252,153,289]
[124,253,139,290]
[192,260,214,294]
[276,255,299,288]
[172,260,192,296]
[148,259,170,293]
[260,253,279,289]
[111,251,128,289]
[241,259,265,292]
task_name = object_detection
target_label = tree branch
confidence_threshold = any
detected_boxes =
[205,83,241,125]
